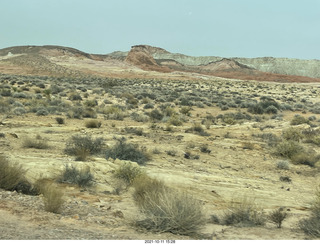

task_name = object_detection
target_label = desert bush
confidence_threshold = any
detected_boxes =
[13,92,29,99]
[290,115,309,125]
[102,105,125,120]
[186,123,210,136]
[268,208,288,228]
[13,107,26,115]
[291,151,318,167]
[255,133,280,147]
[84,99,98,107]
[57,165,94,187]
[130,112,149,123]
[276,160,290,170]
[149,109,164,121]
[273,140,304,159]
[0,156,25,191]
[40,182,64,213]
[143,103,154,109]
[219,198,266,227]
[55,117,65,124]
[35,107,49,116]
[64,134,104,156]
[69,92,82,101]
[299,188,320,237]
[133,176,205,235]
[82,108,97,118]
[66,106,84,119]
[265,105,278,114]
[85,119,101,128]
[166,150,177,156]
[22,135,49,149]
[0,89,12,97]
[282,127,303,142]
[242,142,254,150]
[124,127,144,136]
[105,138,150,165]
[180,106,191,116]
[113,162,143,186]
[200,144,211,153]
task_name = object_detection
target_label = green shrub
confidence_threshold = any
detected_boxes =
[133,176,205,235]
[105,138,150,165]
[57,165,94,187]
[64,134,104,156]
[113,162,143,186]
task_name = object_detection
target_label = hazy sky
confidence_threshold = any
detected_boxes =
[1,0,319,59]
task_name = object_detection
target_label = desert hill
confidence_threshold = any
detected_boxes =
[0,44,319,82]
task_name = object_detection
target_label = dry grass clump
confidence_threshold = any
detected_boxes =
[64,134,104,159]
[22,135,49,149]
[39,182,64,213]
[133,176,205,235]
[215,198,266,227]
[113,162,143,186]
[274,139,318,167]
[0,156,25,191]
[282,127,303,142]
[299,188,320,237]
[102,105,126,120]
[186,123,210,136]
[290,115,309,125]
[273,140,304,159]
[85,119,101,128]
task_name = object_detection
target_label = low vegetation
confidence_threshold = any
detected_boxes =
[0,156,26,191]
[133,176,205,235]
[57,165,94,187]
[64,134,104,159]
[40,182,65,214]
[212,198,266,227]
[299,188,320,237]
[105,138,150,165]
[113,162,143,186]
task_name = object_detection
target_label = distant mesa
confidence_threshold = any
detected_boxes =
[125,45,171,73]
[0,44,320,83]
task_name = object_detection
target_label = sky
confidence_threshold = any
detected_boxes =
[0,0,319,59]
